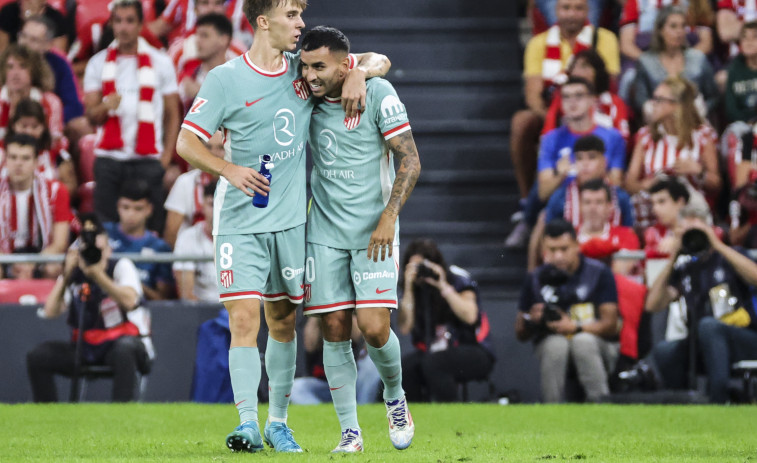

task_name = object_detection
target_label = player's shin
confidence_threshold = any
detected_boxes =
[366,330,405,400]
[265,337,296,422]
[229,347,261,424]
[324,340,360,431]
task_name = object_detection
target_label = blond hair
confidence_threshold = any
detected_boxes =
[649,76,703,150]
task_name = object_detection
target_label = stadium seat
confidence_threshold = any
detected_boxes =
[731,360,757,403]
[77,181,95,214]
[0,278,56,304]
[77,134,96,183]
[71,364,149,403]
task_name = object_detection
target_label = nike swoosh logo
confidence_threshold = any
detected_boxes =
[387,372,399,379]
[376,288,391,294]
[329,385,345,391]
[285,393,291,398]
[235,400,246,407]
[246,98,263,107]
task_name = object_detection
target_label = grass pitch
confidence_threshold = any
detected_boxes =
[1,403,756,462]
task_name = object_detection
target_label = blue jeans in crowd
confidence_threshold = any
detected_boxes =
[651,317,757,403]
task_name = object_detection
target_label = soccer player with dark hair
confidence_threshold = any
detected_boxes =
[176,0,391,454]
[299,25,420,453]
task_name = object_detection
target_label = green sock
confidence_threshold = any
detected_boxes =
[323,340,359,431]
[366,330,405,401]
[229,347,260,424]
[265,337,296,422]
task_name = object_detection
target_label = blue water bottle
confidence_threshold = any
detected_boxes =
[252,154,272,208]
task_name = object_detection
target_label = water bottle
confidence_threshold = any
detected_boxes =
[252,155,272,208]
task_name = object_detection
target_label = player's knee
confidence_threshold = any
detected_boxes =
[360,323,389,348]
[320,312,351,342]
[228,308,258,337]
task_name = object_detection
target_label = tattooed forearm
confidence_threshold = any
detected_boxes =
[384,130,421,219]
[354,52,392,78]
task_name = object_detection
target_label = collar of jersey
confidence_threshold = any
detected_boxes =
[243,52,288,77]
[324,95,341,103]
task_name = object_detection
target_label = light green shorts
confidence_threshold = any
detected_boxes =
[303,242,398,316]
[214,224,305,304]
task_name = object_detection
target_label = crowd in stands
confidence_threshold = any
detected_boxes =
[512,0,757,252]
[512,0,757,403]
[0,0,243,297]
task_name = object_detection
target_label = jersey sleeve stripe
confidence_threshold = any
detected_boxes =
[304,300,356,311]
[348,53,356,70]
[355,299,398,307]
[263,292,304,303]
[383,122,411,140]
[182,121,212,141]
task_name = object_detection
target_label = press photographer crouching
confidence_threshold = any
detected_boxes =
[516,219,620,403]
[398,238,495,402]
[645,204,757,403]
[26,214,152,402]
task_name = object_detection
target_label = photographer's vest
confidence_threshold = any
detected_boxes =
[67,261,140,363]
[531,257,608,325]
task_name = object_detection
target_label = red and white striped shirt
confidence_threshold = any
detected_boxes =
[634,124,717,184]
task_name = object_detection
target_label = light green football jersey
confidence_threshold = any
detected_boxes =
[307,77,411,250]
[182,51,314,235]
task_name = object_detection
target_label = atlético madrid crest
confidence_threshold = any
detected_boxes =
[292,78,311,100]
[344,112,360,130]
[220,270,234,289]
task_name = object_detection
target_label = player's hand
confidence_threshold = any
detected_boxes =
[341,67,367,118]
[221,163,270,198]
[367,213,395,262]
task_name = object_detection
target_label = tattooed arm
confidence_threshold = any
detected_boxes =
[367,130,422,262]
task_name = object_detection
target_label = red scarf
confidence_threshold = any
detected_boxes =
[0,172,53,253]
[543,24,593,87]
[98,37,158,155]
[564,179,621,229]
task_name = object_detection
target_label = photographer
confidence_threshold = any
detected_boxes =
[26,214,152,402]
[398,238,494,402]
[516,219,620,403]
[645,204,757,403]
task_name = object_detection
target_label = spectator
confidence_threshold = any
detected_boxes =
[624,76,720,229]
[168,7,246,79]
[176,13,237,112]
[104,181,174,301]
[516,219,620,403]
[398,238,495,402]
[163,130,224,248]
[173,182,217,302]
[619,0,714,63]
[530,135,634,270]
[3,98,76,198]
[627,6,718,117]
[0,133,71,256]
[507,77,626,249]
[27,213,152,402]
[543,49,631,141]
[644,177,691,258]
[716,0,757,60]
[0,0,70,54]
[645,204,757,403]
[511,0,620,209]
[724,21,757,124]
[83,0,180,233]
[532,0,610,29]
[17,16,91,147]
[0,44,64,142]
[574,179,640,275]
[290,316,381,405]
[149,0,226,45]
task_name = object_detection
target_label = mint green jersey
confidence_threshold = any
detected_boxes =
[307,77,411,250]
[182,51,314,235]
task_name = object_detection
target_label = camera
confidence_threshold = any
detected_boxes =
[536,264,571,328]
[79,229,102,266]
[416,262,439,281]
[679,228,710,258]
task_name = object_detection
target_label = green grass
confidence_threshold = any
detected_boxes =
[0,403,756,462]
